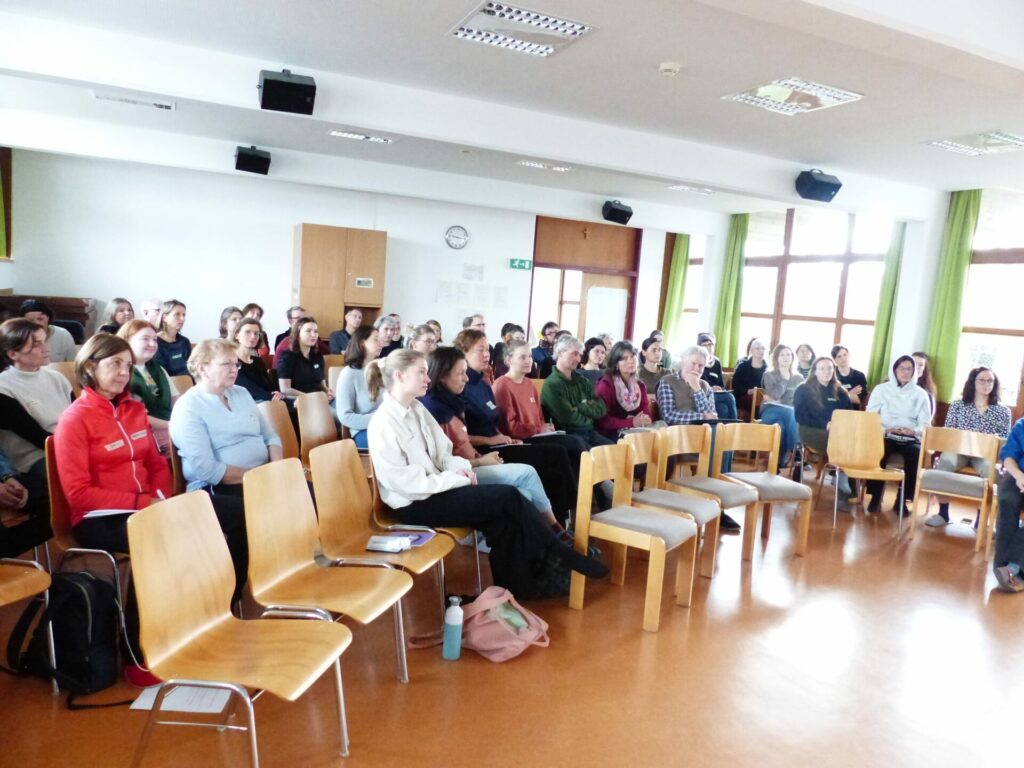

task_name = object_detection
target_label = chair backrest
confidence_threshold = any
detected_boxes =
[44,436,75,550]
[621,430,660,488]
[242,458,322,595]
[575,444,635,539]
[712,422,781,474]
[296,392,338,465]
[168,440,186,495]
[171,374,194,396]
[648,395,661,422]
[749,388,764,422]
[47,362,81,399]
[656,424,713,480]
[259,353,275,371]
[826,410,885,470]
[531,378,545,399]
[309,440,374,548]
[323,353,345,371]
[919,426,1001,481]
[257,400,299,460]
[127,492,235,670]
[327,365,344,397]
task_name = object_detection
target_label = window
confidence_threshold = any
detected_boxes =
[528,267,583,339]
[737,208,891,369]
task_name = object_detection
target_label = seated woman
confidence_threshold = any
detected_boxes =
[541,335,612,448]
[865,354,932,517]
[18,299,77,363]
[241,303,271,356]
[336,325,383,448]
[421,347,561,527]
[118,319,180,452]
[731,338,767,416]
[231,318,286,405]
[831,345,868,408]
[638,336,666,393]
[924,366,1011,528]
[97,297,134,334]
[154,299,192,377]
[367,349,607,597]
[425,319,443,346]
[578,337,607,384]
[795,344,815,380]
[374,314,403,359]
[697,332,738,420]
[912,351,937,419]
[794,356,856,501]
[491,323,526,379]
[594,341,652,439]
[275,315,333,399]
[532,321,559,380]
[405,324,439,356]
[54,333,173,686]
[758,344,804,467]
[218,306,243,340]
[454,329,579,519]
[648,329,672,372]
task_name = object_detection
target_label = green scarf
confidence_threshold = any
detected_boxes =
[130,360,172,420]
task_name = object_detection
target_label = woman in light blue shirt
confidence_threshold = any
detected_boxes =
[335,325,383,449]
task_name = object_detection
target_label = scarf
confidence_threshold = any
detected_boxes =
[419,385,467,426]
[612,374,642,413]
[130,360,172,420]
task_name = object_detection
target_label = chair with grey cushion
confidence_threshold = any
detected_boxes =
[909,426,1000,548]
[569,443,698,633]
[622,429,723,579]
[712,422,813,562]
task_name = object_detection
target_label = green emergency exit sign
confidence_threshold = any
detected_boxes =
[509,258,533,270]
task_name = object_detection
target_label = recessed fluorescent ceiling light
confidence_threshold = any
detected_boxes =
[668,184,715,195]
[92,91,175,111]
[329,130,393,144]
[451,2,593,57]
[926,131,1024,156]
[722,77,862,116]
[516,159,572,172]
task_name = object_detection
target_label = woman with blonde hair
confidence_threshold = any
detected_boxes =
[98,297,135,334]
[154,298,191,377]
[758,344,804,467]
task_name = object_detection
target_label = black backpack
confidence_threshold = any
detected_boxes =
[6,570,124,707]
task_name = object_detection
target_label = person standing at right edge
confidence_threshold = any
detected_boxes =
[992,417,1024,593]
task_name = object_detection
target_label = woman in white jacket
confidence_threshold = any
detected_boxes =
[865,354,932,517]
[367,348,607,597]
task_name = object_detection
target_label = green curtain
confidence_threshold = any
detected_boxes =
[713,213,748,367]
[660,233,690,349]
[924,190,982,401]
[866,221,906,388]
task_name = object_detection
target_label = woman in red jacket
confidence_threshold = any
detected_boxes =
[594,342,653,440]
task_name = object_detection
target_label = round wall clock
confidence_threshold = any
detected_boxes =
[445,225,469,249]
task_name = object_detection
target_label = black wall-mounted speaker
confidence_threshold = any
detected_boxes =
[795,169,842,202]
[258,69,316,115]
[602,199,633,225]
[235,146,271,175]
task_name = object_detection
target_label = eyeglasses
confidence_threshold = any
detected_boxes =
[211,361,242,370]
[976,377,996,384]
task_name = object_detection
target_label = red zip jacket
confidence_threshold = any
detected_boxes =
[54,387,172,527]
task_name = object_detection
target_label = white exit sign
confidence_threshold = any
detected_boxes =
[509,258,533,270]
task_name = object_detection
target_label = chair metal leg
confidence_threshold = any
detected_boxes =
[472,532,483,593]
[897,480,906,536]
[333,659,350,758]
[436,559,447,621]
[833,469,842,529]
[393,600,409,684]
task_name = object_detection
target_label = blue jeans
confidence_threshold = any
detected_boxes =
[352,429,369,449]
[474,462,553,515]
[759,403,799,464]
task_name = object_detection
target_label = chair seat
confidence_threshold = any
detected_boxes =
[150,616,352,702]
[838,466,904,482]
[592,506,698,550]
[252,564,413,625]
[0,564,51,606]
[323,533,455,575]
[668,476,759,507]
[631,488,721,525]
[919,468,986,499]
[725,472,812,502]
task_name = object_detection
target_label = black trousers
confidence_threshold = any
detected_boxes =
[486,443,577,519]
[396,484,557,596]
[866,438,921,503]
[0,460,52,558]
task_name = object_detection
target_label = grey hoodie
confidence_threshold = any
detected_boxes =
[865,355,931,437]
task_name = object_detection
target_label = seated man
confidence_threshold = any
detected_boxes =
[657,345,739,531]
[993,417,1024,593]
[328,307,362,355]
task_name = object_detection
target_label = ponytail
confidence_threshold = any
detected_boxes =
[367,348,424,400]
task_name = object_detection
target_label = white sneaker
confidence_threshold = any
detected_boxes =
[457,532,477,547]
[476,536,491,554]
[924,514,949,528]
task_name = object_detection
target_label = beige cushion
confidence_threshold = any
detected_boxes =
[592,506,698,550]
[668,476,758,507]
[919,469,987,499]
[725,471,813,502]
[631,488,721,525]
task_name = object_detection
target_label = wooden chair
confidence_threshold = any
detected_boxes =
[570,443,698,632]
[47,361,80,398]
[126,492,353,766]
[243,458,414,682]
[909,426,1000,548]
[323,353,345,371]
[818,410,906,531]
[259,353,274,371]
[296,392,338,466]
[531,378,545,399]
[712,422,813,561]
[256,400,299,460]
[168,440,186,496]
[748,387,764,423]
[0,558,56,694]
[622,430,722,578]
[170,374,194,395]
[327,365,345,397]
[309,440,455,616]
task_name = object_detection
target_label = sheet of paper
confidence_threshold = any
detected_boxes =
[82,509,135,519]
[131,684,231,713]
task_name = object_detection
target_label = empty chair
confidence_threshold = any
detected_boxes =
[243,458,414,682]
[256,399,299,460]
[570,443,698,632]
[296,391,338,466]
[712,422,814,562]
[323,353,345,371]
[622,429,722,579]
[170,374,194,396]
[127,492,353,766]
[47,361,81,399]
[328,365,345,398]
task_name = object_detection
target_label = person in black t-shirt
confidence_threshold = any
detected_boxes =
[831,344,868,408]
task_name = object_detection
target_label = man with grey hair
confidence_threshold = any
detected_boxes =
[540,336,612,448]
[139,298,163,328]
[462,314,486,331]
[656,345,740,531]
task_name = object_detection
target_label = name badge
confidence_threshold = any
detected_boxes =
[130,430,148,440]
[827,397,837,403]
[529,396,536,403]
[104,439,125,451]
[486,400,497,410]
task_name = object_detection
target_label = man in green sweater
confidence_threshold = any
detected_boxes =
[541,336,612,448]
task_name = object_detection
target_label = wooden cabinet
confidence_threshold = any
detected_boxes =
[292,223,387,333]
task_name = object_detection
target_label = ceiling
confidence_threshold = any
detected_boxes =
[1,0,1023,212]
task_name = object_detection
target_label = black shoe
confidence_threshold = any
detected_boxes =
[867,497,881,514]
[720,513,741,533]
[559,545,609,579]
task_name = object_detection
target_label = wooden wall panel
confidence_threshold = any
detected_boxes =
[534,216,639,273]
